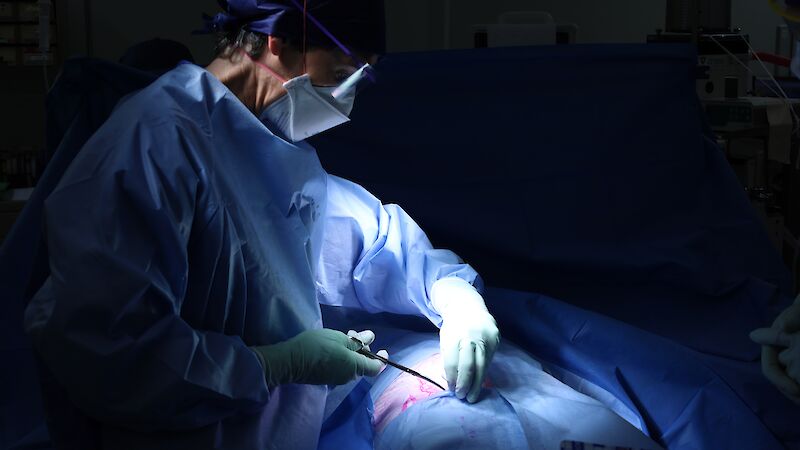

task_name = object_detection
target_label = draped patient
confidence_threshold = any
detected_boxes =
[366,336,663,450]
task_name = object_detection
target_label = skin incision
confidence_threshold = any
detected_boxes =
[372,353,492,433]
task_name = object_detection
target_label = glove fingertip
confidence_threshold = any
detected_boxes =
[455,376,472,399]
[366,359,385,377]
[443,367,458,391]
[752,328,788,346]
[359,330,376,343]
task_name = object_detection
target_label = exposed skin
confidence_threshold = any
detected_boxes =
[206,35,376,114]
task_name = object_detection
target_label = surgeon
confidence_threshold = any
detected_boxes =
[751,296,800,404]
[21,0,499,448]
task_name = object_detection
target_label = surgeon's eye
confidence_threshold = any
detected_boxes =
[334,70,351,83]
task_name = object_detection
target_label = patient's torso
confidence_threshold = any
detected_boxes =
[369,336,663,450]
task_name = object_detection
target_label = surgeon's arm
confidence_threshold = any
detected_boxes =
[24,121,268,432]
[316,175,481,324]
[318,176,499,402]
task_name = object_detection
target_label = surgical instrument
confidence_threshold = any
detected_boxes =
[350,337,447,391]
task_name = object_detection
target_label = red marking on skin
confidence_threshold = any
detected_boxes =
[399,378,443,413]
[373,353,453,432]
[482,377,494,389]
[401,395,417,412]
[417,377,439,396]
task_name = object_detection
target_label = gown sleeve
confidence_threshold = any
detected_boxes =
[24,117,269,432]
[316,175,482,326]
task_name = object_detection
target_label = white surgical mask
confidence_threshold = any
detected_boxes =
[260,74,357,142]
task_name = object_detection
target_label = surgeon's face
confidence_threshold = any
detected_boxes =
[266,36,377,87]
[299,47,377,87]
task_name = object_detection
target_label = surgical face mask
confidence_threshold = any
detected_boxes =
[259,73,357,142]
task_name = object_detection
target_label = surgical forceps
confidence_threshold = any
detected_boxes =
[350,336,446,391]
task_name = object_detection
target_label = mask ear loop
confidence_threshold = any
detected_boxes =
[242,48,288,84]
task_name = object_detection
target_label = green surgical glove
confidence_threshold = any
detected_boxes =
[251,329,387,388]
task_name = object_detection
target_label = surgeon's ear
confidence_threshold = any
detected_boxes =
[267,35,285,56]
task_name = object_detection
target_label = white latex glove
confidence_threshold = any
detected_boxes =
[431,277,500,403]
[347,329,390,360]
[750,298,800,404]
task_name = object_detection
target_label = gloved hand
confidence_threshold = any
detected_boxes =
[251,329,387,388]
[431,277,500,403]
[750,298,800,404]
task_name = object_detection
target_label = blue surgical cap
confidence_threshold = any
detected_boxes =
[206,0,386,55]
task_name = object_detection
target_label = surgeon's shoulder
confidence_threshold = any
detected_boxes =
[118,63,229,134]
[64,65,227,181]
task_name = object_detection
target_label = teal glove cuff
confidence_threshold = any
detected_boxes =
[251,343,294,389]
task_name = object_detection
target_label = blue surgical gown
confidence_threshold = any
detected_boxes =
[22,63,479,449]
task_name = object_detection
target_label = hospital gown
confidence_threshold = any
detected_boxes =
[22,62,479,450]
